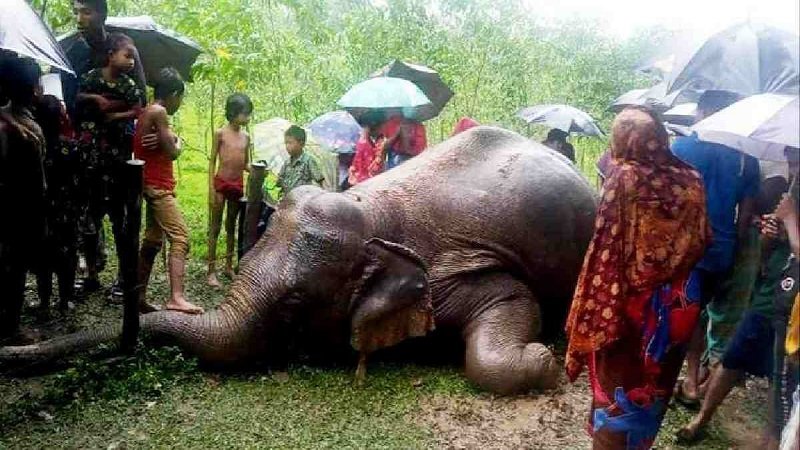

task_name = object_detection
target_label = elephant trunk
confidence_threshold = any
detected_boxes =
[0,244,290,370]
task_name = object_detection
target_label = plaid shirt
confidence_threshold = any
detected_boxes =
[278,151,324,195]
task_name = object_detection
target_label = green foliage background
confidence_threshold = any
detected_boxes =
[31,0,668,256]
[34,0,668,142]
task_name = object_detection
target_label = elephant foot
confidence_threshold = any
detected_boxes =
[463,289,562,395]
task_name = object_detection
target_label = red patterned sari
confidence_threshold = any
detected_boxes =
[348,132,386,186]
[565,108,711,450]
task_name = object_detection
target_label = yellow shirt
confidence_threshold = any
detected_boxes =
[787,294,800,355]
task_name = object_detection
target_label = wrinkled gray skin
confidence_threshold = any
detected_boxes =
[0,127,597,395]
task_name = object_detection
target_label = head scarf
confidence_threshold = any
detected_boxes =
[565,107,711,380]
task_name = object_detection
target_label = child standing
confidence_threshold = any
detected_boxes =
[207,93,252,287]
[76,32,143,296]
[34,95,81,316]
[135,67,203,315]
[278,125,324,195]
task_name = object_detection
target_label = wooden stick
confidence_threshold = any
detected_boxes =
[242,162,266,256]
[120,159,144,352]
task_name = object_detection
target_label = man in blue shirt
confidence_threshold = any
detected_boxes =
[671,90,761,404]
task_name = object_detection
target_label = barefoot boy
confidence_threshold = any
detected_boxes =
[207,93,252,287]
[135,67,203,314]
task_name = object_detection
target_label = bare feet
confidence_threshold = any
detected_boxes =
[224,266,236,279]
[165,297,204,315]
[207,272,221,288]
[676,415,705,443]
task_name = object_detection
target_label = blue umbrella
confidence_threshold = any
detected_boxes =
[337,77,432,120]
[308,111,361,154]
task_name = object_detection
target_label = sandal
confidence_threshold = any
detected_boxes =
[109,279,125,301]
[75,277,101,297]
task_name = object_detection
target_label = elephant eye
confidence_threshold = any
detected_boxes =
[298,229,340,255]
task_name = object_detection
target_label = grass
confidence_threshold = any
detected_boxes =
[1,354,472,449]
[0,100,762,449]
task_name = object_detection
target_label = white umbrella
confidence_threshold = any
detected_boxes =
[611,82,698,113]
[692,93,799,160]
[1,0,74,74]
[517,104,604,137]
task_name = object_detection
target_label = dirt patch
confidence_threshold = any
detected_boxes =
[414,374,770,450]
[717,378,771,450]
[415,376,591,449]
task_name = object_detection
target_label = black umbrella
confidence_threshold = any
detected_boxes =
[59,15,202,85]
[371,60,453,121]
[0,0,74,74]
[666,22,799,96]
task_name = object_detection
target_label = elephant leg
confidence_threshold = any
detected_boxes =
[460,276,561,395]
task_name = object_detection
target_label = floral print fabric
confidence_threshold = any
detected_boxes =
[565,108,711,381]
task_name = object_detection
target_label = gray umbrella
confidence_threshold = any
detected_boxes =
[517,104,604,137]
[0,0,74,74]
[59,16,202,85]
[371,60,453,121]
[666,22,799,96]
[611,81,699,113]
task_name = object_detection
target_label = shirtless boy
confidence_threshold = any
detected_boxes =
[207,93,252,287]
[135,67,203,314]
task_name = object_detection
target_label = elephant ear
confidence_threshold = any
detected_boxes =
[349,238,435,354]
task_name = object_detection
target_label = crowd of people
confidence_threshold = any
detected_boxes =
[576,92,799,449]
[0,1,798,450]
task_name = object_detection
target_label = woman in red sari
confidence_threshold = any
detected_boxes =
[348,124,388,185]
[565,107,711,450]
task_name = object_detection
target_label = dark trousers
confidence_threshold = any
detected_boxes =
[0,243,27,339]
[82,178,127,282]
[36,233,78,310]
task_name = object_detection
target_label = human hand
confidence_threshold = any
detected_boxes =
[759,214,782,239]
[92,94,111,112]
[774,194,796,222]
[140,133,158,150]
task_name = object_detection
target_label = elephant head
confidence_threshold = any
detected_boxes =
[246,185,435,360]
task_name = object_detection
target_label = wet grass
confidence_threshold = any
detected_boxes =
[1,352,472,449]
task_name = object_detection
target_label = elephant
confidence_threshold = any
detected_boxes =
[0,126,598,395]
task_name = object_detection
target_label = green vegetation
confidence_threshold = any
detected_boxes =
[33,1,670,255]
[0,1,766,449]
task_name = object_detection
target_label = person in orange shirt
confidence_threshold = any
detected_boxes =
[135,68,203,315]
